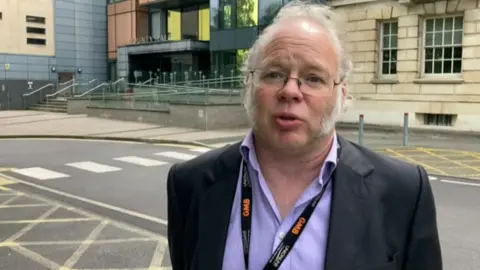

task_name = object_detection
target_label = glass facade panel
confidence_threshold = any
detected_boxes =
[198,4,210,40]
[168,9,181,40]
[181,6,199,40]
[211,49,251,77]
[236,0,258,28]
[236,49,249,72]
[211,50,237,77]
[210,0,220,29]
[259,0,282,26]
[213,0,234,29]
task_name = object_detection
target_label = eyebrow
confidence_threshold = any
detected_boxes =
[262,59,332,76]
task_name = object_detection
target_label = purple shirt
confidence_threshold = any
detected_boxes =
[222,130,338,270]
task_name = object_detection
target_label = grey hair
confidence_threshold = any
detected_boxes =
[240,0,353,123]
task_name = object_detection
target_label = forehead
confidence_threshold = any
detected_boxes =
[260,18,337,74]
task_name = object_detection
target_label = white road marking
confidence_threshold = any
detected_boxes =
[209,142,234,148]
[429,176,438,181]
[66,161,122,173]
[11,167,70,180]
[0,173,168,225]
[190,147,212,153]
[441,179,480,187]
[155,151,197,161]
[114,156,168,167]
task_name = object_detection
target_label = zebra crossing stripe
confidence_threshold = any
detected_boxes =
[114,156,168,167]
[155,151,197,161]
[190,147,212,153]
[66,161,122,173]
[11,167,70,180]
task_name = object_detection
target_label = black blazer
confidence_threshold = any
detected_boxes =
[166,135,442,270]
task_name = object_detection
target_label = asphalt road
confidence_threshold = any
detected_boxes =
[1,138,480,269]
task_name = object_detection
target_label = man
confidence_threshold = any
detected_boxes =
[166,1,442,270]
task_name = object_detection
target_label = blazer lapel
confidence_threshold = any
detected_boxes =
[324,135,375,270]
[196,143,242,270]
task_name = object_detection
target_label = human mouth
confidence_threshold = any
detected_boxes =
[274,112,302,130]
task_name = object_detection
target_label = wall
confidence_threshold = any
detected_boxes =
[54,0,108,82]
[0,0,57,83]
[330,0,480,131]
[108,0,149,61]
[0,0,55,56]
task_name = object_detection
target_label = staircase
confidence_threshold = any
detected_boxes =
[28,98,67,113]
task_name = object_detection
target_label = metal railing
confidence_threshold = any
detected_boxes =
[45,83,78,103]
[74,82,109,98]
[22,83,55,109]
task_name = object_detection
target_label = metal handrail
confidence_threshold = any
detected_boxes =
[89,79,97,85]
[171,75,243,85]
[142,78,154,85]
[74,82,108,97]
[112,78,124,85]
[46,83,78,98]
[59,79,75,86]
[22,83,54,97]
[91,87,241,99]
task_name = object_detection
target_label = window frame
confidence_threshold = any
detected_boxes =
[378,20,399,79]
[420,14,464,78]
[26,15,45,24]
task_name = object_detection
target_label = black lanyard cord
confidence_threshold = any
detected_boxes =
[240,160,335,270]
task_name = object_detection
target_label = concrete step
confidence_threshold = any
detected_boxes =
[34,103,67,108]
[29,107,67,113]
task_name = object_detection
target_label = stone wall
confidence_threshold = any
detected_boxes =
[331,0,480,131]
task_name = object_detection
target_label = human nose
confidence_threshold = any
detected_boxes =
[277,77,303,102]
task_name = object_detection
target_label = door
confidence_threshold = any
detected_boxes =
[58,72,75,84]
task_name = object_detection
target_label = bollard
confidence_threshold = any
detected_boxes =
[359,114,364,146]
[403,112,409,146]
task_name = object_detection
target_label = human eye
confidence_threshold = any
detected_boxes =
[304,75,326,87]
[261,71,285,83]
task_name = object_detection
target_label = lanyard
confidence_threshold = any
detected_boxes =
[240,145,339,270]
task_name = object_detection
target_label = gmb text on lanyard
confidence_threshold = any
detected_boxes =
[240,143,340,270]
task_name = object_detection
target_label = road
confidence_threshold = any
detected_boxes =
[0,138,479,269]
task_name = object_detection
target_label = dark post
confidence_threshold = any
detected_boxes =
[359,114,364,146]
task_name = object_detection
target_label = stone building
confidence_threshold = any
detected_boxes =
[331,0,480,131]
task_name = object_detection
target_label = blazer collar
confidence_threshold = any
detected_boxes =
[324,135,375,270]
[196,142,243,270]
[195,135,376,270]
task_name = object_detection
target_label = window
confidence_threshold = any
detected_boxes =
[219,0,234,29]
[181,6,199,40]
[423,113,454,126]
[259,0,282,27]
[379,21,398,76]
[26,15,45,24]
[27,27,46,34]
[423,16,463,75]
[236,0,258,28]
[27,38,46,45]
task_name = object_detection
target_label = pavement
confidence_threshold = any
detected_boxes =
[2,110,480,269]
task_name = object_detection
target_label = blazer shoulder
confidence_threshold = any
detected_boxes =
[168,143,242,193]
[348,141,427,193]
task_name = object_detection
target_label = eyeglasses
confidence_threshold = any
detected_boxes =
[249,69,341,93]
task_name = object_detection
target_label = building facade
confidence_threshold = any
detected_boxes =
[331,0,480,131]
[0,0,108,109]
[108,0,326,83]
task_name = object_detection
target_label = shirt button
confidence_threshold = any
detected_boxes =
[278,232,285,240]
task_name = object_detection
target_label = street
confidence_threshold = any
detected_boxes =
[1,137,480,269]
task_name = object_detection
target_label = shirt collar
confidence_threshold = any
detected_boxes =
[239,129,339,185]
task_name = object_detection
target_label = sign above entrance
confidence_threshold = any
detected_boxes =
[129,35,170,45]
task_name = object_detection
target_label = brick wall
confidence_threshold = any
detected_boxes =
[331,0,480,130]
